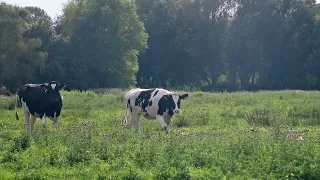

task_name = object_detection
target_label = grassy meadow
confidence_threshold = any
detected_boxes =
[1,89,320,179]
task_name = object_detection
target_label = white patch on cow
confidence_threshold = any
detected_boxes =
[21,98,25,104]
[42,114,47,127]
[51,83,56,89]
[61,95,64,100]
[172,94,180,112]
[21,98,32,132]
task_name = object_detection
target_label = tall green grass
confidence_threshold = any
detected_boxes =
[1,90,320,179]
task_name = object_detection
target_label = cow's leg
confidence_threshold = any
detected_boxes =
[22,104,31,132]
[15,95,20,120]
[156,115,168,134]
[123,106,132,128]
[40,113,47,127]
[123,116,132,128]
[53,116,60,128]
[53,112,60,128]
[29,114,37,133]
[130,111,140,133]
[53,110,62,129]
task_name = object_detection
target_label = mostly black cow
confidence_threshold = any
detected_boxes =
[15,81,67,133]
[123,88,189,133]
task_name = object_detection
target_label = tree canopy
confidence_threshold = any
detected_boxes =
[1,0,320,92]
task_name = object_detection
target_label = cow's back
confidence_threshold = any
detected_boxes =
[126,88,171,118]
[18,85,45,103]
[125,88,148,100]
[18,85,45,113]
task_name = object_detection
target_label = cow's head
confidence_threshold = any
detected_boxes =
[163,92,189,115]
[41,81,66,103]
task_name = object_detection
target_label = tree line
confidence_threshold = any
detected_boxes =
[1,0,320,93]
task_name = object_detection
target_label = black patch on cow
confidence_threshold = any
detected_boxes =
[176,94,188,111]
[135,89,155,112]
[153,90,159,97]
[149,101,152,106]
[127,99,133,112]
[157,95,176,116]
[168,109,174,116]
[177,99,181,109]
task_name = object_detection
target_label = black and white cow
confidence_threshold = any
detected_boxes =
[124,88,189,133]
[15,81,67,133]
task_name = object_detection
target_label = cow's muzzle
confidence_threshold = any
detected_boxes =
[173,109,180,113]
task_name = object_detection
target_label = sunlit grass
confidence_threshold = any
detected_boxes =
[1,90,320,179]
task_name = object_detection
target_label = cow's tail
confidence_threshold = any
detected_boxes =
[123,103,130,127]
[15,95,21,120]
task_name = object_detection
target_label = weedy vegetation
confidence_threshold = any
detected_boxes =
[1,90,320,179]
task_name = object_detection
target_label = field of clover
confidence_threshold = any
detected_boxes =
[1,89,320,179]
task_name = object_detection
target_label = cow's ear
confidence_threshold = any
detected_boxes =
[58,83,67,91]
[179,94,188,100]
[61,84,71,91]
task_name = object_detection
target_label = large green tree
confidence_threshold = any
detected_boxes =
[58,0,148,89]
[135,0,236,89]
[0,3,47,91]
[225,0,317,91]
[136,0,178,87]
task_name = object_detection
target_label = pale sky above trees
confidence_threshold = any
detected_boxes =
[2,0,67,19]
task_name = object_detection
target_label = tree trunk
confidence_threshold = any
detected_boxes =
[251,69,255,85]
[227,70,237,92]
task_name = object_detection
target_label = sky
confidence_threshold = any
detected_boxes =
[2,0,320,20]
[1,0,68,19]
